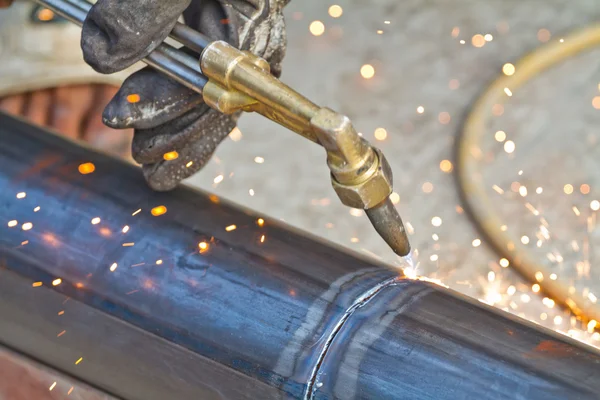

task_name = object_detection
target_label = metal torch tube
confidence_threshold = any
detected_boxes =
[0,114,599,399]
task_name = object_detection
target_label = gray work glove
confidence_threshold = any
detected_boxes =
[81,0,289,191]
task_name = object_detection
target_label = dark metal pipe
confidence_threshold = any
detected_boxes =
[0,113,599,400]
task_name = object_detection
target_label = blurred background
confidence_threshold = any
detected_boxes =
[1,0,600,397]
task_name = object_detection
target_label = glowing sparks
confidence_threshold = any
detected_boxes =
[518,186,528,197]
[499,258,509,268]
[156,260,163,265]
[328,5,343,18]
[590,293,598,303]
[229,127,243,141]
[151,205,167,216]
[257,218,265,227]
[494,131,506,142]
[439,160,453,173]
[389,192,400,205]
[351,237,359,243]
[34,206,40,212]
[32,282,43,287]
[52,278,62,286]
[374,128,388,141]
[563,184,574,194]
[504,87,513,97]
[122,225,130,233]
[127,94,141,103]
[7,220,17,227]
[417,106,424,114]
[521,236,530,245]
[484,33,493,41]
[16,192,26,199]
[532,284,540,293]
[249,189,255,196]
[550,273,557,280]
[350,208,363,217]
[122,242,134,247]
[488,271,495,282]
[260,235,266,243]
[536,187,543,194]
[22,222,33,231]
[360,64,375,79]
[431,216,442,227]
[472,239,481,247]
[430,254,439,262]
[199,241,209,253]
[75,357,83,365]
[254,156,265,164]
[163,151,179,161]
[554,316,563,325]
[502,63,515,76]
[422,182,434,193]
[214,175,224,184]
[472,34,485,47]
[580,184,590,194]
[593,96,600,110]
[535,271,544,282]
[78,162,96,174]
[68,387,74,395]
[132,209,142,216]
[225,224,237,232]
[49,382,57,391]
[91,217,101,225]
[591,200,600,211]
[507,285,516,295]
[309,20,325,36]
[504,140,515,154]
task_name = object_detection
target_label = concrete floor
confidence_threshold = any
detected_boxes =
[185,0,600,339]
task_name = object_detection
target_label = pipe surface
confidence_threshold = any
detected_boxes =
[0,113,600,400]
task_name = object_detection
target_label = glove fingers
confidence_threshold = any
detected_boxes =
[141,117,236,192]
[132,108,235,164]
[103,67,203,130]
[82,0,191,74]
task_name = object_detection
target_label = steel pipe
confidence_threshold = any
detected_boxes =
[0,113,599,399]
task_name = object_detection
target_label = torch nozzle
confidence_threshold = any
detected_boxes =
[366,198,411,257]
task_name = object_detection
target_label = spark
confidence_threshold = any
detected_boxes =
[52,278,62,286]
[507,285,516,295]
[109,263,118,272]
[591,200,600,211]
[350,208,363,217]
[502,63,515,76]
[390,192,400,204]
[438,112,451,124]
[550,273,557,280]
[488,271,495,282]
[521,235,530,244]
[7,220,17,227]
[309,21,325,36]
[229,127,243,141]
[472,239,481,247]
[22,222,33,231]
[186,161,194,168]
[199,241,209,252]
[156,260,163,265]
[91,217,101,225]
[590,293,598,303]
[78,162,95,174]
[360,64,375,79]
[422,182,434,193]
[417,106,424,114]
[257,218,265,227]
[127,94,141,103]
[328,5,343,18]
[34,206,40,212]
[500,258,509,268]
[214,175,224,184]
[430,254,439,262]
[75,357,83,365]
[261,235,266,243]
[68,387,74,395]
[563,184,574,194]
[122,225,130,233]
[573,206,581,216]
[532,284,540,293]
[504,87,512,96]
[431,216,442,227]
[495,131,506,142]
[122,242,135,247]
[504,140,516,154]
[484,33,493,41]
[225,225,237,232]
[57,330,66,337]
[536,187,543,194]
[254,156,265,164]
[472,34,485,47]
[374,128,388,141]
[151,205,167,216]
[163,151,179,161]
[16,192,26,199]
[554,316,563,325]
[518,186,527,197]
[439,160,453,173]
[49,382,57,391]
[32,282,42,287]
[132,209,142,216]
[492,185,504,194]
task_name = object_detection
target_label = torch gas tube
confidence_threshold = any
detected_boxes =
[31,0,411,256]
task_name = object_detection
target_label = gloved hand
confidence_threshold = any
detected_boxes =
[81,0,289,191]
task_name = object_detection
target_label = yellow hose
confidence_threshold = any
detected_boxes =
[456,25,600,325]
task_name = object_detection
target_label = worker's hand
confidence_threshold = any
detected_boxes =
[81,0,289,191]
[0,0,13,8]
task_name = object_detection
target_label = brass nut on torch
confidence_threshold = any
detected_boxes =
[331,148,394,210]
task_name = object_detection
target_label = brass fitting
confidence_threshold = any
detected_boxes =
[200,41,411,256]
